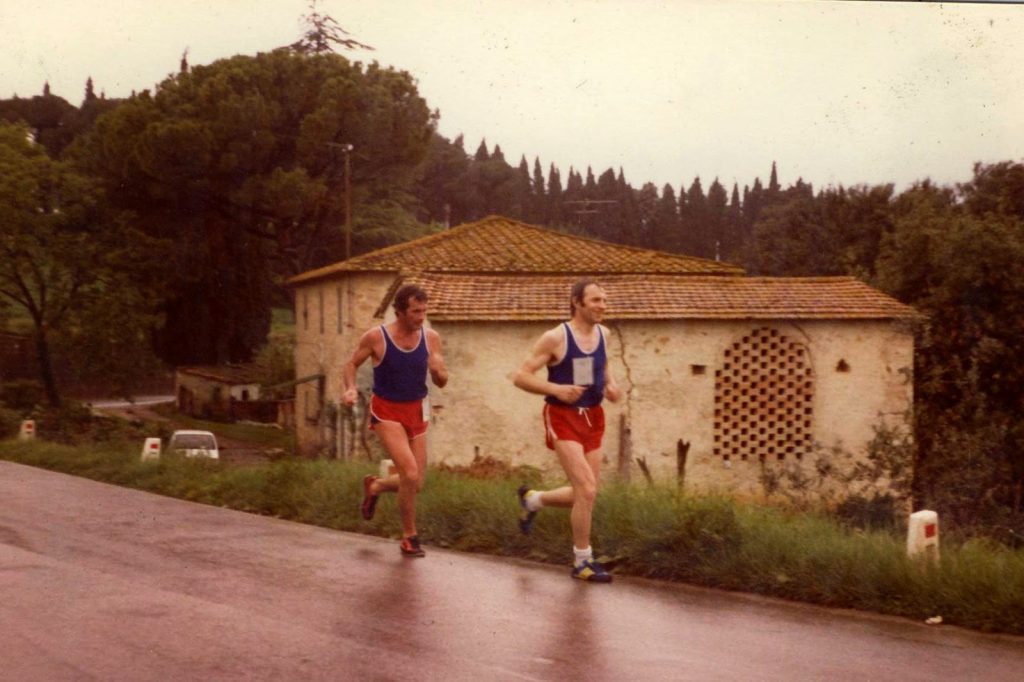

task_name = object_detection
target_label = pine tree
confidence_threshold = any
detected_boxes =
[84,77,96,103]
[43,81,50,96]
[289,0,373,54]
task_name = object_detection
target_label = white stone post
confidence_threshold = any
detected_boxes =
[141,437,162,461]
[18,420,36,440]
[907,510,940,561]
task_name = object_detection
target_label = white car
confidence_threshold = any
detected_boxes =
[167,430,220,459]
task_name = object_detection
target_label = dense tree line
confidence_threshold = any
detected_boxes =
[411,133,787,262]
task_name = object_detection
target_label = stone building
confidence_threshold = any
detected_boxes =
[286,216,918,493]
[175,364,263,421]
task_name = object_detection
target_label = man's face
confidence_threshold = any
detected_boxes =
[397,298,428,329]
[575,284,607,323]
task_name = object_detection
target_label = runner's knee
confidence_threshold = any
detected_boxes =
[574,480,597,505]
[400,464,422,490]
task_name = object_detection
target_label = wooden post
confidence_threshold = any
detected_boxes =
[677,439,690,489]
[636,456,654,486]
[618,413,632,482]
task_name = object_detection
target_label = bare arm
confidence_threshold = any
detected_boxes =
[601,325,623,403]
[426,329,449,388]
[341,329,380,406]
[512,327,585,405]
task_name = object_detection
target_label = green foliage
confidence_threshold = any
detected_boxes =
[875,169,1024,533]
[0,406,22,438]
[75,49,436,365]
[757,419,914,520]
[0,379,45,412]
[0,122,167,405]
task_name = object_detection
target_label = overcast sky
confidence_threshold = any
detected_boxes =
[4,0,1024,194]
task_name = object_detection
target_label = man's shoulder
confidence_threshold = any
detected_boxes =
[360,325,385,343]
[540,323,567,341]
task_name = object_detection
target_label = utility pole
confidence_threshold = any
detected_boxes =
[326,142,354,259]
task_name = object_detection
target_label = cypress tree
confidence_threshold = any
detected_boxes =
[707,178,728,260]
[474,139,489,161]
[683,177,709,257]
[769,161,780,195]
[547,163,563,225]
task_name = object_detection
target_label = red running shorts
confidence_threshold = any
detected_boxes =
[370,394,429,439]
[543,402,605,453]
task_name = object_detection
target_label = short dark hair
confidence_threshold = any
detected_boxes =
[394,284,428,313]
[569,279,601,316]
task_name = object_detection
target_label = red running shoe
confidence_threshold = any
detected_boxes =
[400,535,425,557]
[361,475,379,520]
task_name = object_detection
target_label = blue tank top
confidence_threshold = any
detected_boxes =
[372,325,428,402]
[545,323,606,408]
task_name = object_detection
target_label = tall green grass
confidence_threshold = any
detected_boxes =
[3,438,1022,635]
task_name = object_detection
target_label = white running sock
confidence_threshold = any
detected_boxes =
[525,491,543,512]
[573,546,593,567]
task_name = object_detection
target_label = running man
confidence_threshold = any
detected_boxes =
[342,284,448,557]
[512,280,622,582]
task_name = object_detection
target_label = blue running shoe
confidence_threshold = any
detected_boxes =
[517,484,538,535]
[572,559,613,583]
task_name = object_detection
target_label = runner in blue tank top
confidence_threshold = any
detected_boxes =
[512,280,623,582]
[342,284,449,558]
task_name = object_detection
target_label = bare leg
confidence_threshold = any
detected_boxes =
[372,422,427,538]
[549,440,603,550]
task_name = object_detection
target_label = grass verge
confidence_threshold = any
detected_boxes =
[3,438,1023,635]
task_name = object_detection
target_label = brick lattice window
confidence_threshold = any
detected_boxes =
[713,327,814,463]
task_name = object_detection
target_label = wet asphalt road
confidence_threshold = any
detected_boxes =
[2,461,1023,681]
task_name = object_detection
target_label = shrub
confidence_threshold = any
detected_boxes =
[0,406,23,438]
[0,379,45,412]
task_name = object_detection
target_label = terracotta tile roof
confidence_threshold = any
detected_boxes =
[287,215,742,286]
[387,273,921,321]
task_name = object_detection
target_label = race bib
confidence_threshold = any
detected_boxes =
[421,396,431,422]
[573,357,594,386]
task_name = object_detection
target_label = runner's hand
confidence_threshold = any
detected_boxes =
[552,384,585,404]
[342,387,358,406]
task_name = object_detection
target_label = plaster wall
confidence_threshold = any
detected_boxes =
[426,318,914,493]
[612,319,914,494]
[293,272,395,455]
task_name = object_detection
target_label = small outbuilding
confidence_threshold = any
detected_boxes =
[175,364,264,421]
[286,216,918,494]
